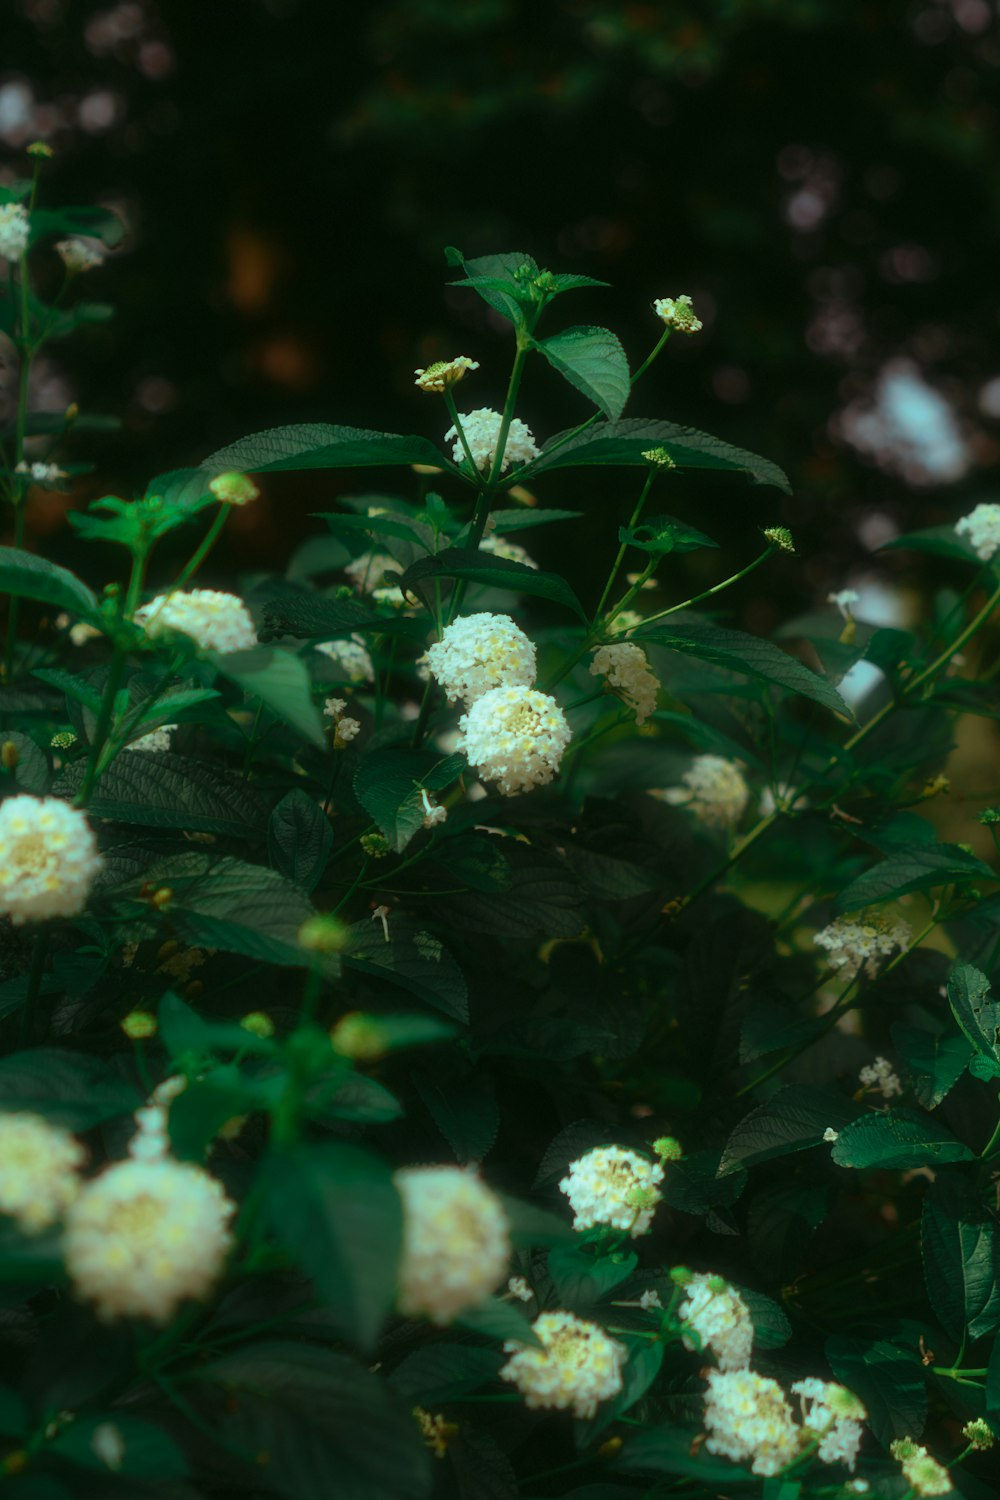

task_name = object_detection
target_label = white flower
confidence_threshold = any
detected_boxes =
[590,643,659,726]
[316,634,375,684]
[508,1275,533,1302]
[423,613,536,706]
[639,1289,662,1311]
[459,686,571,796]
[64,1157,235,1322]
[445,408,540,474]
[702,1369,801,1477]
[890,1440,954,1497]
[323,697,362,748]
[858,1055,903,1099]
[653,294,703,334]
[0,204,29,261]
[15,461,69,486]
[759,782,808,817]
[610,609,644,636]
[558,1146,664,1237]
[0,1112,86,1233]
[678,1274,754,1371]
[421,788,447,828]
[791,1379,866,1471]
[344,551,407,606]
[480,535,539,570]
[659,755,749,829]
[394,1165,511,1325]
[813,913,910,982]
[90,1422,125,1470]
[499,1311,626,1419]
[125,725,176,753]
[56,237,105,274]
[828,589,861,618]
[67,621,102,646]
[414,356,479,393]
[208,471,260,507]
[0,795,102,925]
[135,590,257,655]
[823,1127,840,1143]
[956,503,1000,562]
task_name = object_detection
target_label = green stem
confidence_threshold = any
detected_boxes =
[175,504,229,589]
[241,700,266,779]
[442,389,482,481]
[978,1112,1000,1160]
[75,551,147,806]
[638,545,775,631]
[2,501,26,683]
[593,467,658,623]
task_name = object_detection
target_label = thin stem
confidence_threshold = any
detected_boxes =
[2,500,26,682]
[75,551,147,806]
[638,545,775,631]
[593,467,657,624]
[442,390,482,481]
[175,504,229,589]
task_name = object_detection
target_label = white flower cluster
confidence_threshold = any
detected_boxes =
[56,237,105,274]
[858,1055,903,1099]
[759,782,808,817]
[445,408,540,474]
[323,697,362,748]
[0,795,102,924]
[678,1274,754,1371]
[414,356,479,393]
[0,203,29,260]
[15,461,69,486]
[480,534,538,569]
[590,642,660,726]
[791,1379,867,1470]
[0,1112,86,1233]
[659,755,749,829]
[499,1311,625,1419]
[125,724,176,753]
[507,1275,533,1302]
[136,590,257,655]
[955,503,1000,562]
[703,1369,801,1476]
[890,1439,954,1497]
[394,1166,511,1325]
[813,912,910,982]
[558,1145,664,1237]
[64,1157,235,1322]
[127,1076,187,1163]
[344,551,407,607]
[420,788,447,828]
[459,686,571,797]
[316,634,375,683]
[653,294,703,334]
[424,613,536,705]
[207,471,259,507]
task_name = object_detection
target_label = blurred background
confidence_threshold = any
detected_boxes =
[2,0,1000,643]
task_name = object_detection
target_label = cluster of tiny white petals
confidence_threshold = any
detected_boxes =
[639,1289,663,1310]
[424,613,536,705]
[703,1369,801,1476]
[0,795,102,925]
[445,408,540,474]
[759,782,808,817]
[558,1146,664,1237]
[500,1312,626,1418]
[459,686,571,796]
[420,788,447,828]
[858,1055,903,1099]
[507,1275,533,1302]
[678,1274,754,1371]
[323,697,362,748]
[56,237,105,274]
[480,534,539,570]
[127,1076,187,1164]
[316,634,375,683]
[828,588,861,617]
[791,1379,866,1471]
[15,461,69,485]
[394,1166,511,1325]
[813,913,910,982]
[0,1112,86,1233]
[653,294,703,334]
[955,503,1000,561]
[135,590,257,654]
[660,755,749,828]
[125,725,176,754]
[64,1157,235,1322]
[890,1440,954,1497]
[344,551,407,606]
[414,356,479,393]
[590,643,659,726]
[0,204,29,260]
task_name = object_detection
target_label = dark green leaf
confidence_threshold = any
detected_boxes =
[31,667,103,712]
[305,1070,402,1125]
[922,1198,1000,1341]
[619,513,718,555]
[390,1344,504,1405]
[590,1339,664,1437]
[486,507,582,533]
[0,730,50,793]
[836,845,994,912]
[547,1245,637,1308]
[531,417,791,493]
[736,1286,793,1349]
[49,1416,188,1477]
[456,1297,542,1347]
[535,326,630,421]
[448,250,537,322]
[54,751,266,837]
[831,1111,975,1170]
[257,581,422,641]
[891,1023,974,1109]
[614,1426,754,1482]
[399,548,587,620]
[263,1144,402,1351]
[0,1387,27,1437]
[354,750,464,853]
[30,205,125,246]
[826,1336,927,1446]
[0,1050,139,1128]
[268,789,334,892]
[343,919,468,1020]
[718,1086,861,1176]
[661,1149,747,1213]
[202,423,459,477]
[211,646,325,749]
[413,1068,499,1163]
[948,964,1000,1064]
[881,524,981,564]
[0,547,99,620]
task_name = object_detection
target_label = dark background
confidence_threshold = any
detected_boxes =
[3,0,999,620]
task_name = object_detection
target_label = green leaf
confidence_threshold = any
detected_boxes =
[718,1085,861,1176]
[389,1345,503,1405]
[661,1149,747,1213]
[535,326,630,421]
[305,1070,402,1126]
[922,1198,1000,1341]
[456,1297,542,1347]
[268,789,334,892]
[399,547,587,620]
[831,1111,975,1170]
[826,1336,927,1447]
[619,513,718,555]
[316,510,434,549]
[614,1426,754,1482]
[30,205,125,246]
[736,1286,793,1349]
[530,417,792,493]
[948,963,1000,1064]
[196,1341,431,1500]
[891,1023,974,1109]
[413,1067,498,1163]
[202,423,459,477]
[263,1144,402,1351]
[0,1050,139,1128]
[836,844,994,912]
[486,507,582,533]
[881,524,981,564]
[0,731,50,793]
[257,581,423,641]
[31,667,103,711]
[636,616,851,719]
[54,751,266,837]
[211,646,325,749]
[988,1332,1000,1413]
[49,1416,188,1477]
[354,750,464,853]
[0,1387,27,1438]
[590,1339,664,1437]
[343,919,468,1020]
[447,250,537,322]
[547,1245,638,1308]
[0,547,99,621]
